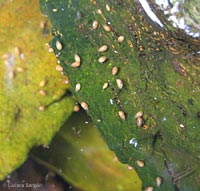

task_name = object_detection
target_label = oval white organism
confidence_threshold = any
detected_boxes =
[98,56,107,63]
[98,45,108,52]
[75,83,81,92]
[56,40,62,50]
[81,101,89,111]
[112,66,119,75]
[118,111,126,120]
[116,79,123,89]
[136,160,144,167]
[92,20,99,30]
[71,61,81,68]
[117,35,125,43]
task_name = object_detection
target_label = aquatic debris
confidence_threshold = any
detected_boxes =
[171,59,187,76]
[129,138,138,148]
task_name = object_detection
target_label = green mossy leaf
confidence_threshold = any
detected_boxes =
[0,0,74,180]
[40,0,200,190]
[32,111,141,191]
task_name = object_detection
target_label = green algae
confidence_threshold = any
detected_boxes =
[40,0,200,190]
[0,0,74,180]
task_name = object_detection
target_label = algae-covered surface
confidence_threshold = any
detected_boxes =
[40,0,200,190]
[0,0,74,180]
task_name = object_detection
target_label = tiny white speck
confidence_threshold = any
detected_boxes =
[110,99,114,105]
[20,53,24,60]
[129,138,138,148]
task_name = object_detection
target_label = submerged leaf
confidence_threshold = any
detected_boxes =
[32,111,141,191]
[40,0,200,190]
[0,0,74,179]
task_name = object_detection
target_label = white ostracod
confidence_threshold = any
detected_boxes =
[92,20,99,30]
[56,65,63,72]
[39,80,47,87]
[103,24,111,32]
[117,35,125,43]
[106,4,111,11]
[52,8,58,12]
[39,90,46,96]
[97,9,102,14]
[98,56,107,63]
[116,79,123,89]
[156,176,162,187]
[81,101,89,111]
[135,111,143,119]
[16,67,24,72]
[103,82,109,90]
[14,46,21,55]
[98,45,108,52]
[48,47,54,53]
[71,61,81,68]
[118,111,126,120]
[144,187,154,191]
[136,117,143,127]
[112,66,119,75]
[73,104,80,112]
[74,54,81,63]
[56,40,62,50]
[39,105,46,111]
[136,160,144,167]
[75,83,81,92]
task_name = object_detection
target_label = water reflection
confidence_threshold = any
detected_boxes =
[139,0,164,27]
[144,0,200,37]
